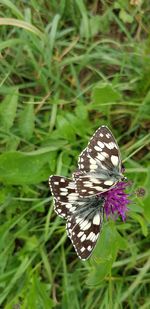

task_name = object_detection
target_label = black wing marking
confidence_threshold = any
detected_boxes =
[87,125,121,172]
[75,126,122,197]
[49,176,105,260]
[78,148,100,173]
[49,176,79,218]
[67,196,104,260]
[73,171,117,197]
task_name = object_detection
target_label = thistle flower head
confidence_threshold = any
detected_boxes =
[102,181,131,221]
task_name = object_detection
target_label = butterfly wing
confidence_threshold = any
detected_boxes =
[49,176,79,218]
[75,126,122,197]
[87,125,121,172]
[73,171,116,197]
[66,196,104,260]
[49,176,104,260]
[78,148,100,173]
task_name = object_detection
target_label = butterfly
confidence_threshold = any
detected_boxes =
[73,125,124,197]
[49,125,124,260]
[49,176,104,260]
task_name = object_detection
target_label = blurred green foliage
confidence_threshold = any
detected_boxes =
[0,0,150,308]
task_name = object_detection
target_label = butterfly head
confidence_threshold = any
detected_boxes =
[120,175,128,182]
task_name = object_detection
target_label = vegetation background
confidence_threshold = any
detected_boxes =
[0,0,150,308]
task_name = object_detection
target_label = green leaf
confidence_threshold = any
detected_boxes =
[0,151,55,185]
[130,212,148,237]
[116,230,128,250]
[75,100,88,120]
[92,82,121,105]
[56,115,76,141]
[18,101,35,140]
[0,88,18,131]
[119,9,134,24]
[87,222,119,285]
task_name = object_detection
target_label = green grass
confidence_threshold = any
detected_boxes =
[0,1,150,308]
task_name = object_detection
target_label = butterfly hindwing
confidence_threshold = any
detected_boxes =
[49,176,79,218]
[49,176,105,260]
[67,196,104,260]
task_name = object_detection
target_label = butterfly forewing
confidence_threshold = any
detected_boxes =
[78,148,100,173]
[74,126,122,197]
[87,126,121,172]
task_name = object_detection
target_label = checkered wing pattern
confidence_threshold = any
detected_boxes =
[49,176,104,260]
[67,196,104,260]
[73,171,116,197]
[75,126,122,197]
[78,148,100,173]
[87,126,121,172]
[49,176,79,218]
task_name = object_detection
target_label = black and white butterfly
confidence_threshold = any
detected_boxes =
[49,125,124,260]
[73,125,124,197]
[49,176,104,260]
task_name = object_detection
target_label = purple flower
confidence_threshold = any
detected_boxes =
[101,182,131,221]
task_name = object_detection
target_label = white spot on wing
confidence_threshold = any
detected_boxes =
[111,155,119,166]
[84,181,93,187]
[80,220,91,230]
[77,231,84,238]
[60,178,65,182]
[93,213,100,225]
[105,142,116,150]
[90,164,97,170]
[68,193,78,201]
[94,186,105,191]
[97,153,105,161]
[101,152,109,158]
[81,234,86,242]
[97,141,105,148]
[67,182,76,189]
[89,157,96,164]
[94,145,102,152]
[60,188,67,192]
[65,203,72,209]
[104,180,114,186]
[60,192,67,196]
[87,231,95,241]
